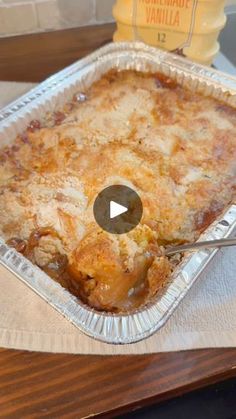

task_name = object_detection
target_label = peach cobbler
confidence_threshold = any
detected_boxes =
[0,70,236,312]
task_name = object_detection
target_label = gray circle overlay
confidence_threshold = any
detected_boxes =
[93,185,143,234]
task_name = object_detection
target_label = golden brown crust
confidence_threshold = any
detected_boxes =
[1,70,236,312]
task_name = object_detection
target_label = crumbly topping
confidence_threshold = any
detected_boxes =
[1,70,236,311]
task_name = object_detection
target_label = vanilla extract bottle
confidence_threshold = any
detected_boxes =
[113,0,226,65]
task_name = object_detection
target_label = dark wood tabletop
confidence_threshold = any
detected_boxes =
[1,348,236,417]
[0,24,236,418]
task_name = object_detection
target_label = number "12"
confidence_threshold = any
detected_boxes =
[157,32,166,43]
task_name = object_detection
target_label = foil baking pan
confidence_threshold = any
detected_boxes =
[0,42,236,344]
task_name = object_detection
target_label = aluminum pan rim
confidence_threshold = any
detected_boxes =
[0,42,236,344]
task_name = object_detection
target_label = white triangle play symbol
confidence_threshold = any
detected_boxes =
[110,201,128,219]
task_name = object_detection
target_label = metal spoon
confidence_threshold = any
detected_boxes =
[165,237,236,256]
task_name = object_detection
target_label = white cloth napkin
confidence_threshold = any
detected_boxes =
[0,82,235,355]
[0,82,36,109]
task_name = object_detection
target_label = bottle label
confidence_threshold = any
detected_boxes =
[132,0,198,53]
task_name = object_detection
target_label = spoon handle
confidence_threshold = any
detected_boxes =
[165,237,236,256]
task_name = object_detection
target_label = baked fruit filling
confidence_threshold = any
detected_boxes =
[1,70,236,312]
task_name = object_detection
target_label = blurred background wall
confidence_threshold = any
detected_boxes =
[0,0,116,37]
[0,0,235,38]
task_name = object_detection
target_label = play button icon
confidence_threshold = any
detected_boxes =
[93,185,143,234]
[110,201,128,219]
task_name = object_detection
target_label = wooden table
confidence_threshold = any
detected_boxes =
[0,24,236,418]
[0,348,235,417]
